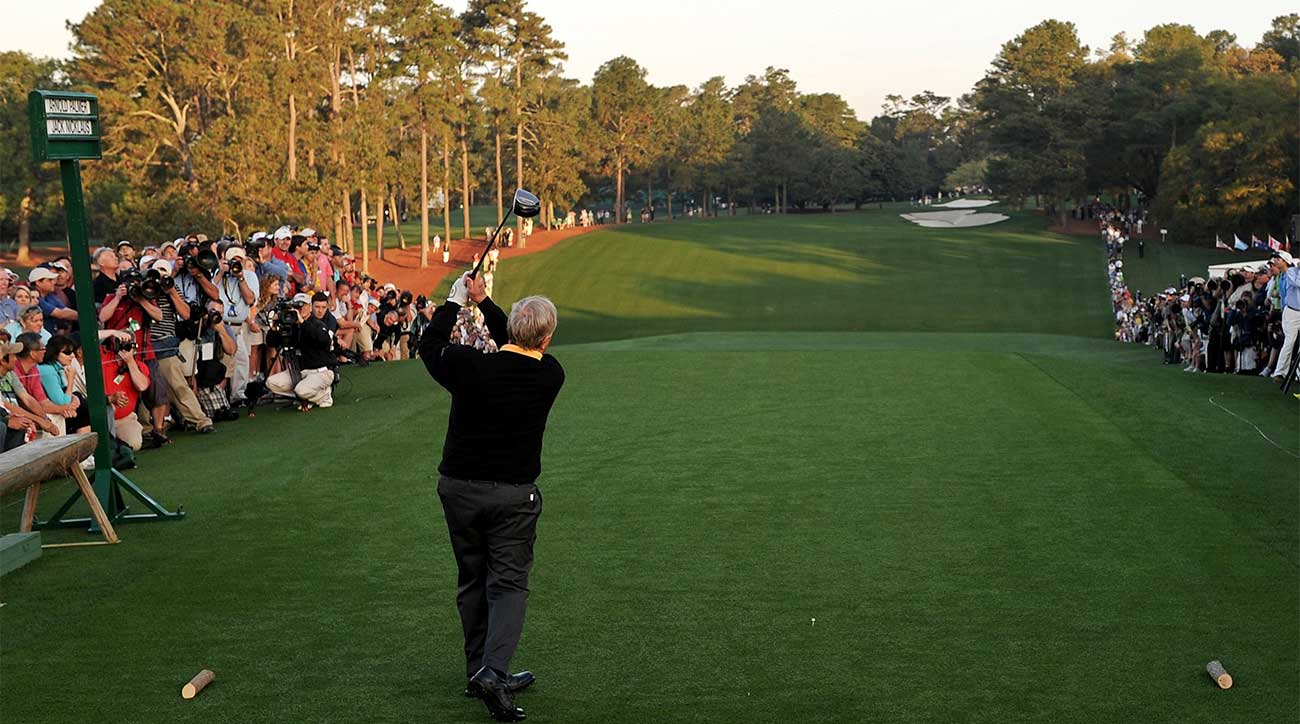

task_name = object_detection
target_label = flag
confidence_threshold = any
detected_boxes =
[1234,234,1248,251]
[1269,235,1281,251]
[1252,235,1267,250]
[1215,235,1230,250]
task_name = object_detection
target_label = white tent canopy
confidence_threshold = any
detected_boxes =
[1207,259,1270,278]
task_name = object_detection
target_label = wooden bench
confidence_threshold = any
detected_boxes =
[1,433,119,545]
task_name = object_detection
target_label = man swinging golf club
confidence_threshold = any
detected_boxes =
[419,190,561,723]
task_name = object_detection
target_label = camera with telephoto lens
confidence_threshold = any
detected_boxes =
[120,269,161,301]
[101,335,136,354]
[399,291,413,307]
[228,257,244,275]
[415,295,428,311]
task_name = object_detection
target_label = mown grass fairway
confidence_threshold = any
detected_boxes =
[2,209,1296,724]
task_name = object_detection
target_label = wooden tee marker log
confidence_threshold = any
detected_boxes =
[1206,660,1233,689]
[182,670,215,699]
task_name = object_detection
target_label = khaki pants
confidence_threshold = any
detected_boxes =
[267,368,334,407]
[1275,306,1300,378]
[115,412,143,451]
[158,355,212,429]
[358,321,374,353]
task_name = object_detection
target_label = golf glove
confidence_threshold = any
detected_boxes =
[447,273,470,306]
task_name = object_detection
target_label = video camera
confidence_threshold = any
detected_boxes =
[265,297,308,351]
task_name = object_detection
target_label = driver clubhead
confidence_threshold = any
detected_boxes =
[511,189,541,218]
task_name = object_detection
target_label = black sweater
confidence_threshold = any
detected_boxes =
[418,297,565,485]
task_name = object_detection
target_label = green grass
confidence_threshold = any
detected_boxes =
[2,208,1296,724]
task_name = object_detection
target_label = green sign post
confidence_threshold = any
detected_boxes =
[27,90,183,531]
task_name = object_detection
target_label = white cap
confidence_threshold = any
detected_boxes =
[160,240,176,250]
[292,292,312,305]
[139,255,157,270]
[151,260,173,276]
[249,231,268,243]
[28,267,58,283]
[50,259,72,273]
[224,246,246,261]
[273,226,292,240]
[301,227,317,238]
[173,237,188,246]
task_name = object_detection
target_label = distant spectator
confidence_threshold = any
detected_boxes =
[6,306,51,346]
[0,272,19,325]
[30,266,77,334]
[92,247,121,303]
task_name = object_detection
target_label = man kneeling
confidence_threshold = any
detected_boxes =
[267,292,336,409]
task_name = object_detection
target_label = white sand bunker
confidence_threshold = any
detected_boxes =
[932,199,999,209]
[900,209,1009,228]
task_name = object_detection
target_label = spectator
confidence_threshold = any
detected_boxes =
[39,334,91,435]
[116,240,138,268]
[1,339,59,451]
[30,266,78,335]
[0,272,20,326]
[6,306,51,346]
[92,247,121,303]
[13,332,77,433]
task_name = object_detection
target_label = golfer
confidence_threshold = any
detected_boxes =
[418,271,564,723]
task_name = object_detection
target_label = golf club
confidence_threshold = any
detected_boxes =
[470,188,541,279]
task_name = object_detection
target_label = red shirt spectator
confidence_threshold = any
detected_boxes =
[101,348,149,420]
[101,293,156,362]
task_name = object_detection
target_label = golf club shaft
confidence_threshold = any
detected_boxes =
[470,211,513,278]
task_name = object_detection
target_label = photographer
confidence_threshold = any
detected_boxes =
[266,292,336,409]
[146,260,215,436]
[99,269,163,361]
[193,301,240,422]
[99,334,151,451]
[216,246,259,404]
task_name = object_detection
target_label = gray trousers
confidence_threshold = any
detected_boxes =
[437,474,542,677]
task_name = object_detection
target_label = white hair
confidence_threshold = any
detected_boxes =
[508,296,557,350]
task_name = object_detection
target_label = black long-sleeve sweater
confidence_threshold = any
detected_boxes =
[418,297,565,485]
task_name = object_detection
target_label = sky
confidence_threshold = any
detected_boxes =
[1,0,1291,118]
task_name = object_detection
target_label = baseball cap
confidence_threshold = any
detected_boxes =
[116,239,134,249]
[306,240,321,251]
[28,267,58,283]
[151,260,173,276]
[50,259,72,273]
[224,246,247,261]
[273,226,292,241]
[291,292,312,305]
[0,341,22,356]
[301,227,317,238]
[249,231,269,243]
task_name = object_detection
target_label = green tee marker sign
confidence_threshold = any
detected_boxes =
[28,90,102,161]
[26,89,183,533]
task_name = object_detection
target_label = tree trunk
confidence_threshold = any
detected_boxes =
[375,188,385,260]
[781,182,787,213]
[334,213,344,254]
[494,124,504,225]
[287,93,297,182]
[515,60,525,248]
[616,156,624,224]
[666,189,673,221]
[360,188,370,274]
[342,189,354,253]
[390,190,405,249]
[420,126,429,268]
[442,135,452,255]
[16,188,33,265]
[459,124,471,240]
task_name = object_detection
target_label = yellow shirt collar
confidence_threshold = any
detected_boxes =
[501,343,542,360]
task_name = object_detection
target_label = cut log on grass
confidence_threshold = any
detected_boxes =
[183,669,215,699]
[1206,661,1232,689]
[0,433,97,495]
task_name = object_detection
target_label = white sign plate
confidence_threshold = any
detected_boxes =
[44,97,92,116]
[46,118,94,136]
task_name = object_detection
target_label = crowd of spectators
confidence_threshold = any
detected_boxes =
[1107,222,1300,387]
[0,227,461,463]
